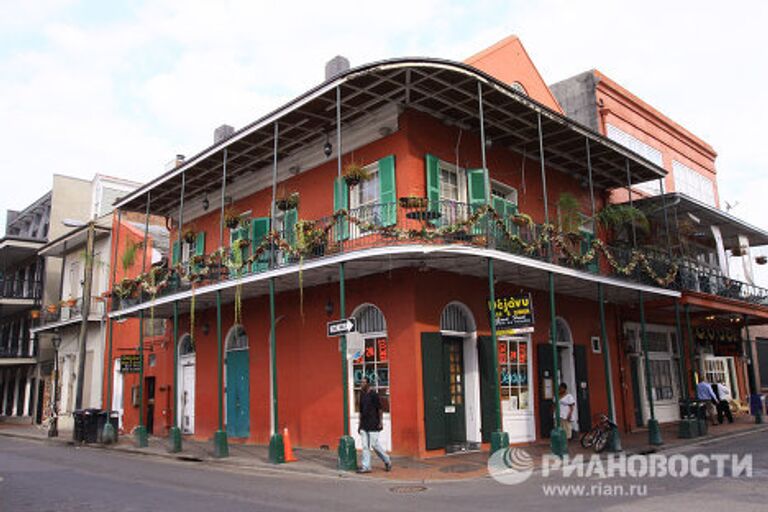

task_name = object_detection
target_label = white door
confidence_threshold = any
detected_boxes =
[111,361,124,429]
[500,336,536,443]
[181,361,196,434]
[704,356,736,399]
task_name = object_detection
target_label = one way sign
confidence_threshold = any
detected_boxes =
[327,318,356,337]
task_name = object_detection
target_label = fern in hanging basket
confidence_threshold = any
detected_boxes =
[512,212,533,227]
[756,255,767,265]
[224,209,241,229]
[343,162,371,187]
[183,228,197,244]
[276,192,300,211]
[399,196,429,209]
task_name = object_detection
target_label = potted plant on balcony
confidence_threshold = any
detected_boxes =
[276,191,300,212]
[731,245,745,257]
[121,240,139,272]
[399,196,429,209]
[46,303,58,314]
[756,255,767,265]
[224,209,242,230]
[64,296,77,308]
[342,161,371,187]
[512,212,533,227]
[183,227,197,244]
[595,203,649,245]
[29,309,40,320]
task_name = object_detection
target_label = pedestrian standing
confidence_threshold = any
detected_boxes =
[557,383,576,440]
[357,377,392,473]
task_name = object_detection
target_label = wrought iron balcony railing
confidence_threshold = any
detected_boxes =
[38,296,106,325]
[108,200,768,310]
[0,276,42,300]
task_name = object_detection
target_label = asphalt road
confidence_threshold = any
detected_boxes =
[0,430,766,512]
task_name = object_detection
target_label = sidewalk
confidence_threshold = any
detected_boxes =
[1,414,765,483]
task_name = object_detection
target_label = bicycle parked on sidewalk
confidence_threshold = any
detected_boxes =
[580,414,618,453]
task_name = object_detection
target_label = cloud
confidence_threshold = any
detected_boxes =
[1,0,766,250]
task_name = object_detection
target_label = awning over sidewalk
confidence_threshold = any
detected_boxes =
[113,58,667,217]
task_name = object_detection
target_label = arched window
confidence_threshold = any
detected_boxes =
[179,334,194,356]
[440,302,476,333]
[225,325,248,351]
[351,304,389,413]
[555,317,573,344]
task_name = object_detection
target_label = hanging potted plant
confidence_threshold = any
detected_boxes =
[29,309,40,320]
[756,255,767,265]
[276,191,300,212]
[399,196,429,209]
[731,245,745,257]
[64,296,77,308]
[512,212,533,227]
[342,161,371,187]
[183,227,197,244]
[46,303,58,314]
[224,209,241,230]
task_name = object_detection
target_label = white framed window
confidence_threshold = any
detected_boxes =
[439,161,467,203]
[624,323,680,403]
[349,162,380,239]
[491,180,518,205]
[498,337,531,411]
[672,160,715,206]
[606,123,664,196]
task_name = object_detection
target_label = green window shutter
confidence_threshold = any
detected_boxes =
[195,232,205,256]
[333,177,349,241]
[425,154,440,212]
[378,155,396,227]
[421,332,446,450]
[582,232,598,273]
[251,217,271,272]
[467,169,487,208]
[478,336,500,443]
[284,208,298,247]
[171,241,180,266]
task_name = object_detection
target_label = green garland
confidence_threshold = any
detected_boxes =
[115,205,679,299]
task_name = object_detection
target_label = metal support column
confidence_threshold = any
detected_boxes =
[487,258,508,452]
[639,291,662,445]
[598,283,621,451]
[684,304,698,389]
[337,261,356,470]
[101,208,122,444]
[675,301,696,437]
[538,112,566,456]
[133,194,151,448]
[213,149,229,457]
[268,278,285,463]
[168,170,186,453]
[743,315,764,424]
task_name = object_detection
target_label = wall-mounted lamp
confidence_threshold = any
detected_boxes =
[202,322,210,335]
[325,299,334,317]
[289,165,301,175]
[323,133,333,158]
[202,193,210,211]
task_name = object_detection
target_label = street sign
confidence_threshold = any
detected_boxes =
[120,354,142,373]
[327,317,356,337]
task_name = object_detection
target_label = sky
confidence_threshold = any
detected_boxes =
[1,0,767,238]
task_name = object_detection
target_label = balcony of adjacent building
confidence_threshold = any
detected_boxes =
[0,273,43,314]
[0,331,37,366]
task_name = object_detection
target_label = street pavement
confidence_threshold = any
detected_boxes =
[0,429,766,511]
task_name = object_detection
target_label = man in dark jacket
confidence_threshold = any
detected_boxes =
[357,377,391,473]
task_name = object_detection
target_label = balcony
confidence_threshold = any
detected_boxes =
[109,200,695,313]
[0,338,37,362]
[33,296,106,333]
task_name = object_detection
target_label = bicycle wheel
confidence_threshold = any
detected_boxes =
[593,430,609,453]
[580,427,598,449]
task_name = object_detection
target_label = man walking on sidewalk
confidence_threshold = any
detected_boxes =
[357,377,391,473]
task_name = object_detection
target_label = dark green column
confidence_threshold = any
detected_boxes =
[684,304,698,390]
[549,272,567,457]
[487,259,509,453]
[102,209,122,445]
[134,310,148,447]
[743,315,764,424]
[268,278,285,463]
[168,301,182,452]
[337,262,357,470]
[639,291,662,445]
[213,290,229,457]
[675,302,696,438]
[598,283,621,451]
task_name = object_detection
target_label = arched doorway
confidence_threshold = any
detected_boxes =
[178,334,195,434]
[349,304,391,452]
[439,302,480,451]
[225,325,250,438]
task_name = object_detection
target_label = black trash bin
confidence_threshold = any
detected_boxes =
[695,401,709,436]
[72,410,86,442]
[79,408,101,443]
[95,410,120,443]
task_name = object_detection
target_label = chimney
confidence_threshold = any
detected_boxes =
[325,56,350,81]
[164,154,185,171]
[214,124,235,144]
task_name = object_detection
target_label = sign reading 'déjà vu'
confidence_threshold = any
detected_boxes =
[120,354,142,373]
[491,294,535,335]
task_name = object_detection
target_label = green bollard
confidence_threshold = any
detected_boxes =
[134,425,148,448]
[550,426,568,458]
[337,435,357,471]
[213,430,229,458]
[648,419,663,446]
[168,426,182,453]
[269,433,285,464]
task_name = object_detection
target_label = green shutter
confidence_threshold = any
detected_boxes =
[378,155,396,226]
[171,241,180,266]
[425,154,440,212]
[251,217,271,272]
[478,336,500,443]
[421,332,446,450]
[468,169,488,235]
[582,232,598,273]
[284,208,298,264]
[333,177,349,241]
[195,232,205,255]
[229,225,247,277]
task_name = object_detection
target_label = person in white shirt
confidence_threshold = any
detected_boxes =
[696,380,718,425]
[711,382,734,424]
[557,383,576,440]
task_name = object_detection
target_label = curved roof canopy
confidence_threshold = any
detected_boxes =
[116,58,667,216]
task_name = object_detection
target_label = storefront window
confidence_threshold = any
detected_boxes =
[352,337,390,413]
[649,359,674,400]
[498,338,530,411]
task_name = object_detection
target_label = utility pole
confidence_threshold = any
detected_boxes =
[73,221,95,411]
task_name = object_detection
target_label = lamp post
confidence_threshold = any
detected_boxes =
[48,334,62,438]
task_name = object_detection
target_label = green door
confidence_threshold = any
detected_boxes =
[226,349,250,438]
[442,336,466,445]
